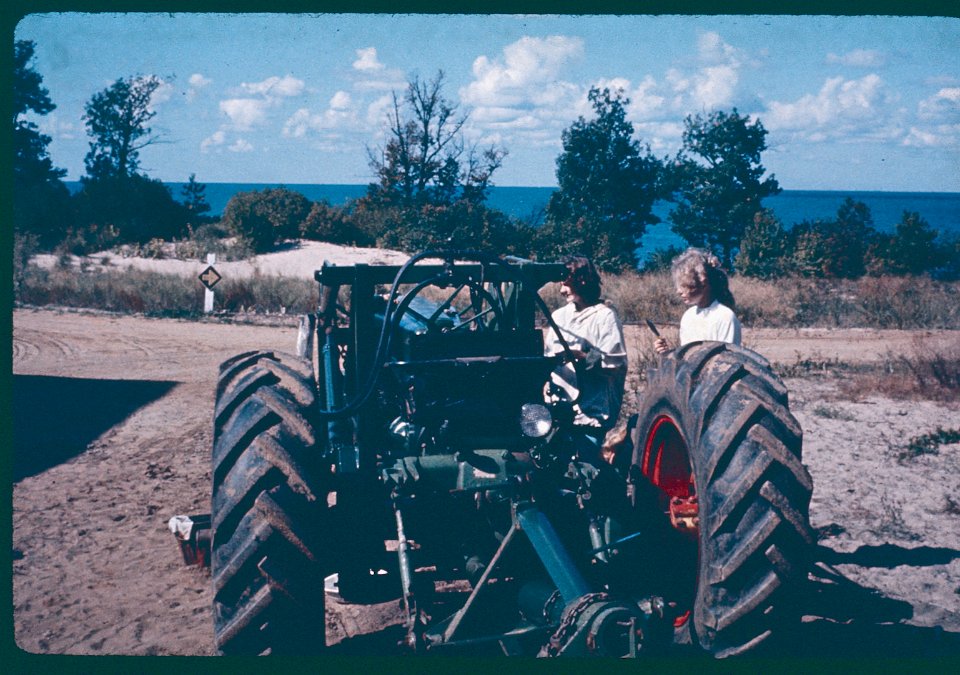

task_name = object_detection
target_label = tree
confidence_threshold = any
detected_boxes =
[180,173,211,223]
[83,75,163,180]
[72,174,188,246]
[356,71,525,252]
[735,209,789,279]
[13,39,71,244]
[889,211,940,275]
[366,71,504,210]
[668,109,780,268]
[221,188,312,253]
[537,88,662,272]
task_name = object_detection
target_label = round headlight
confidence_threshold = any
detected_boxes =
[520,403,553,438]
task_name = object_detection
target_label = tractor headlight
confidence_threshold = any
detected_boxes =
[520,403,553,438]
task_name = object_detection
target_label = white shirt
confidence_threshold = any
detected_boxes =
[679,300,741,346]
[543,301,627,429]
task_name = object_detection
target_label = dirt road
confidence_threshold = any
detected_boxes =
[11,307,960,658]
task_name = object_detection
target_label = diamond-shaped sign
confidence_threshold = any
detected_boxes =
[199,265,222,290]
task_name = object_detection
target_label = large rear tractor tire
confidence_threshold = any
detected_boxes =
[631,342,814,657]
[211,351,328,655]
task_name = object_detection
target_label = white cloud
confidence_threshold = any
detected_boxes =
[826,49,886,68]
[239,74,305,98]
[200,130,226,152]
[281,93,359,138]
[764,74,890,139]
[229,138,254,152]
[353,47,384,72]
[365,94,394,126]
[151,79,174,106]
[220,98,270,131]
[918,87,960,120]
[189,73,212,89]
[186,73,212,102]
[37,113,78,140]
[460,35,584,108]
[330,90,352,110]
[902,123,960,147]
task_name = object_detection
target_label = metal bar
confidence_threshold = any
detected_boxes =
[442,520,520,643]
[394,504,419,650]
[516,504,592,603]
[316,262,568,287]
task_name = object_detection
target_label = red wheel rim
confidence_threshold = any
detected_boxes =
[640,415,699,628]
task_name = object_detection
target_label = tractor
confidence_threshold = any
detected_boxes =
[208,251,814,657]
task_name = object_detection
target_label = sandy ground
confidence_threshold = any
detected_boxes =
[10,246,960,660]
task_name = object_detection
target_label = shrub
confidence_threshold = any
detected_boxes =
[72,174,189,244]
[735,209,788,279]
[301,200,373,246]
[221,187,312,253]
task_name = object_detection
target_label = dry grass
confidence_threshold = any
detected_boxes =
[837,335,960,402]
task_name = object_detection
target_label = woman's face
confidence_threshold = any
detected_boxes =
[559,280,585,307]
[676,278,708,306]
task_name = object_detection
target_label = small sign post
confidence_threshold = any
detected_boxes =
[199,253,222,313]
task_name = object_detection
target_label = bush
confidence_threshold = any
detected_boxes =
[72,174,189,245]
[735,209,788,279]
[354,198,532,256]
[221,187,312,253]
[301,200,373,246]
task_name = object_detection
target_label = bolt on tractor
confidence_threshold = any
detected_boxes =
[209,251,814,657]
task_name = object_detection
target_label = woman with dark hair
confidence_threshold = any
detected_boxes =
[653,247,741,353]
[543,256,627,463]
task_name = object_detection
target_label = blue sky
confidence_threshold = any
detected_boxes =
[14,13,960,191]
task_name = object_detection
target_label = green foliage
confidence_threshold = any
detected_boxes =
[356,199,532,255]
[13,40,72,245]
[668,109,780,267]
[355,71,523,254]
[300,200,373,246]
[900,428,960,460]
[72,174,189,246]
[869,211,941,276]
[540,87,663,272]
[180,173,212,222]
[220,187,312,253]
[735,209,789,278]
[83,75,163,180]
[782,199,878,279]
[367,71,504,209]
[641,245,686,273]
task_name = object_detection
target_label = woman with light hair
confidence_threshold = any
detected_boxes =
[653,247,741,353]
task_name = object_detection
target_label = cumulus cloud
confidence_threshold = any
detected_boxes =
[918,87,960,120]
[282,91,360,139]
[200,129,226,152]
[353,47,384,72]
[186,73,212,102]
[220,98,270,131]
[763,74,892,140]
[330,90,352,110]
[229,138,254,152]
[349,47,405,91]
[202,73,308,154]
[189,73,212,89]
[826,49,886,68]
[460,35,584,108]
[902,124,960,147]
[238,74,305,98]
[149,78,175,108]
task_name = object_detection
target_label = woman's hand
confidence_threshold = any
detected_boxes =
[654,337,670,354]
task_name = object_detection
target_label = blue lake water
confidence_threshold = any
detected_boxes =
[66,181,960,262]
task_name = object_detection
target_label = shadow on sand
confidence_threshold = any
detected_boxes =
[12,374,177,482]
